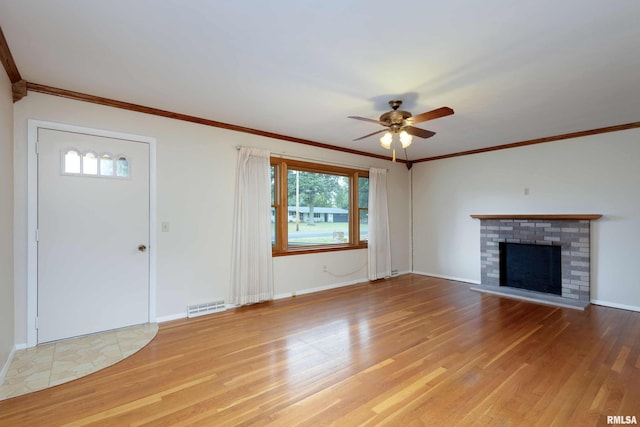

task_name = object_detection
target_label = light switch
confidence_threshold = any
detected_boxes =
[162,222,170,232]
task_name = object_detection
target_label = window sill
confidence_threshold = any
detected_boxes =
[272,243,367,257]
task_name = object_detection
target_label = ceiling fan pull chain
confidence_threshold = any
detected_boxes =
[392,149,396,162]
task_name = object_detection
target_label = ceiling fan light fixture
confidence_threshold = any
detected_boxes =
[349,100,452,156]
[380,131,393,149]
[399,130,413,148]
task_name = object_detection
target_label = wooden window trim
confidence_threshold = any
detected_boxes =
[271,158,368,256]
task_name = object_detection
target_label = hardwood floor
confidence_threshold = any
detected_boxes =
[1,274,639,426]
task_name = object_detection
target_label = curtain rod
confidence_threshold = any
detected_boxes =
[234,145,387,172]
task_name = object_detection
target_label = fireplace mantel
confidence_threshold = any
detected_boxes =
[471,214,602,220]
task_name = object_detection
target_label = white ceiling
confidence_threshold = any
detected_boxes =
[1,0,639,161]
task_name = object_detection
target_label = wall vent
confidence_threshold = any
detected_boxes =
[187,300,226,318]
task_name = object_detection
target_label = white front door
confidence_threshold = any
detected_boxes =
[37,128,150,343]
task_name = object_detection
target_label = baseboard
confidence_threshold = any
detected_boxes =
[274,277,367,300]
[0,345,17,386]
[411,271,481,285]
[158,273,420,320]
[411,274,640,313]
[390,269,412,278]
[591,299,640,313]
[156,313,187,323]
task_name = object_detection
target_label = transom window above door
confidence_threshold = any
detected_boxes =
[62,149,130,178]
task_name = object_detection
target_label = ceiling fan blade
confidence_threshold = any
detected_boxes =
[407,106,454,125]
[348,116,386,125]
[404,126,436,139]
[353,128,388,141]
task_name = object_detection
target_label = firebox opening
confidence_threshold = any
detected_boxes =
[499,242,562,296]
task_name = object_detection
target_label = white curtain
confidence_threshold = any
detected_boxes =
[229,147,274,305]
[368,167,391,280]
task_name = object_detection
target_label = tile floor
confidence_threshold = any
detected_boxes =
[0,323,158,400]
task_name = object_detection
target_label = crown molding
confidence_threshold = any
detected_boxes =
[413,122,640,163]
[0,25,21,84]
[26,82,402,164]
[17,81,640,167]
[22,82,640,165]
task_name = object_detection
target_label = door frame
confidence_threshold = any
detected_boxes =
[27,119,157,347]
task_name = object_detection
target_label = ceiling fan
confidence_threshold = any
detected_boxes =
[348,100,454,161]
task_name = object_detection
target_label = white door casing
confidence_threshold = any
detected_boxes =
[27,120,156,346]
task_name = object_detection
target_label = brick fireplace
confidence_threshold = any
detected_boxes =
[470,214,601,309]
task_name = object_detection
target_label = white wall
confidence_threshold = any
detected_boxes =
[13,92,411,344]
[0,71,15,375]
[412,128,640,311]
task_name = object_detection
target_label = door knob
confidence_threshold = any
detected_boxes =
[138,244,147,252]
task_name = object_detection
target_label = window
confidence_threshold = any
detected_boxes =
[116,156,129,178]
[83,152,98,175]
[100,154,114,176]
[358,176,369,242]
[62,149,130,179]
[63,150,81,174]
[271,158,368,255]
